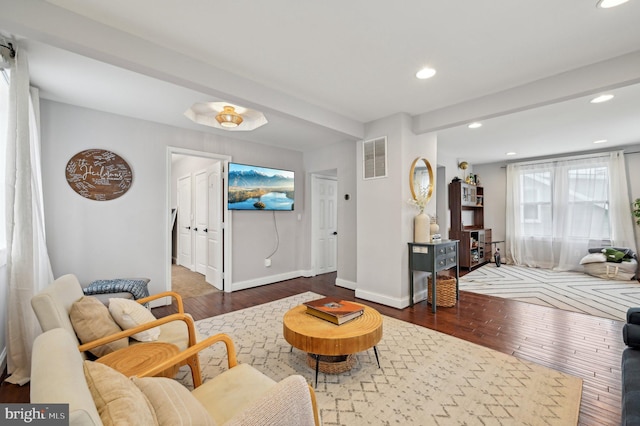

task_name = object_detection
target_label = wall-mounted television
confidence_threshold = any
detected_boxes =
[227,162,295,211]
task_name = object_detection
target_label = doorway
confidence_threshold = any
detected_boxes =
[311,172,338,276]
[167,148,232,295]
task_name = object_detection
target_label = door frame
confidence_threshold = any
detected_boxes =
[310,171,338,276]
[166,147,232,294]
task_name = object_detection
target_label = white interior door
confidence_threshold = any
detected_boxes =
[194,169,208,275]
[177,174,193,269]
[205,163,223,290]
[314,176,338,274]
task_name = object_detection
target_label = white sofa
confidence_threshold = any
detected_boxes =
[31,328,319,425]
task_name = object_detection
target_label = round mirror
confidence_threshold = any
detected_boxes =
[409,157,434,203]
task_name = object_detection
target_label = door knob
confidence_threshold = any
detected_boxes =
[332,231,338,235]
[194,227,198,232]
[203,228,208,233]
[186,226,191,230]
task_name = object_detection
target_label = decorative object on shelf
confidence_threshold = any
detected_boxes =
[458,161,468,182]
[633,198,640,225]
[413,211,431,243]
[431,233,442,242]
[430,216,440,235]
[65,149,133,201]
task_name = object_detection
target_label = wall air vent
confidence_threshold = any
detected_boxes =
[362,136,387,180]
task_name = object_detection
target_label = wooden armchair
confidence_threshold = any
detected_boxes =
[31,273,208,386]
[31,328,320,426]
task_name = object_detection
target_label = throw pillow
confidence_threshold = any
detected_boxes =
[603,248,626,263]
[109,298,161,342]
[70,296,128,357]
[132,377,216,426]
[579,253,607,265]
[83,361,158,426]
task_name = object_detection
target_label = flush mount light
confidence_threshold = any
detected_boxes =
[468,122,482,129]
[215,106,243,128]
[596,0,629,8]
[184,102,268,131]
[416,67,437,79]
[506,152,517,156]
[590,94,614,104]
[593,139,608,144]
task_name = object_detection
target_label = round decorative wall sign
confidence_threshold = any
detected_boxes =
[65,149,133,201]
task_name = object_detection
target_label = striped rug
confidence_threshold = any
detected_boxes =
[459,263,640,321]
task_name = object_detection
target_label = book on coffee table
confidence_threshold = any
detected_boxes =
[303,297,364,325]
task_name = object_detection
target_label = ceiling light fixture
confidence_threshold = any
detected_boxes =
[596,0,629,8]
[590,94,614,103]
[468,122,482,129]
[506,152,517,156]
[215,106,243,128]
[593,139,608,144]
[416,67,437,80]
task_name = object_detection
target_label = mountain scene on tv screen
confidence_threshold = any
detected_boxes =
[228,168,294,210]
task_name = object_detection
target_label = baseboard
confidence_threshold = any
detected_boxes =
[335,278,356,290]
[231,270,304,292]
[354,288,405,309]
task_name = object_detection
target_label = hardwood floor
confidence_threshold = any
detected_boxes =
[1,272,625,425]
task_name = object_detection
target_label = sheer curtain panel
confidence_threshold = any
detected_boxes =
[4,45,53,385]
[506,151,636,271]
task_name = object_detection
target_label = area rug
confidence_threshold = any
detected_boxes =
[459,263,640,321]
[176,292,582,425]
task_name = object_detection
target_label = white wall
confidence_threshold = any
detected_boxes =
[303,141,358,286]
[40,100,308,296]
[356,113,437,308]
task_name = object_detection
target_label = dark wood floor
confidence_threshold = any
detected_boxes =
[1,272,625,426]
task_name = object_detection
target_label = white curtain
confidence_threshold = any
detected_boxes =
[506,151,636,271]
[4,46,53,384]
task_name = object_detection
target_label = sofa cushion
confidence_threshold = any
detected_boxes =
[83,361,158,426]
[108,298,161,342]
[132,377,216,426]
[70,296,128,357]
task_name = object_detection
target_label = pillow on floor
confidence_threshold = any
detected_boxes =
[84,361,158,426]
[132,377,216,426]
[70,296,128,357]
[109,298,161,342]
[579,253,607,264]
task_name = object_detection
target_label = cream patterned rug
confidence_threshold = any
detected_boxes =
[177,292,582,425]
[459,263,640,321]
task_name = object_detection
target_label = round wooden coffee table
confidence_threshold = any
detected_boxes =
[97,342,180,378]
[283,303,382,386]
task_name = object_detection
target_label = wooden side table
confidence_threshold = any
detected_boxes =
[97,342,180,378]
[283,304,382,387]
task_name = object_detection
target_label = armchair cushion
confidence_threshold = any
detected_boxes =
[624,323,640,348]
[83,361,158,426]
[132,377,215,426]
[108,298,160,342]
[70,296,128,357]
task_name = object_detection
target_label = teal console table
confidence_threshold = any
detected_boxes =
[408,240,459,312]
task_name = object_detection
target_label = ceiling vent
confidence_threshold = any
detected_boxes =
[362,137,387,180]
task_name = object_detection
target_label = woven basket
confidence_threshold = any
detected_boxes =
[427,275,457,307]
[306,354,356,375]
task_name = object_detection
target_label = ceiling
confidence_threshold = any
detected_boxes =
[1,0,640,163]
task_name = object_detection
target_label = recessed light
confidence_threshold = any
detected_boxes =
[468,122,482,129]
[593,139,608,144]
[506,152,517,156]
[416,67,437,80]
[597,0,629,8]
[590,94,614,103]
